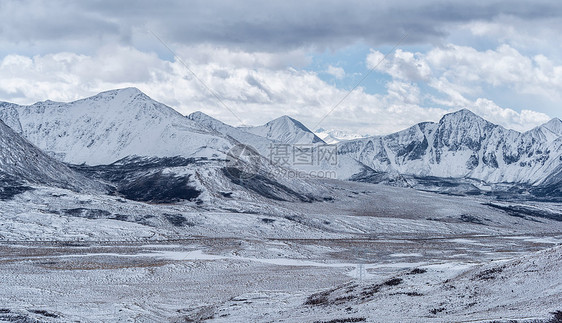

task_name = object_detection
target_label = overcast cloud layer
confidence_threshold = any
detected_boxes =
[0,0,561,134]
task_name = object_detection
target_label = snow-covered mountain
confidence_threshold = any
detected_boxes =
[0,89,370,187]
[314,128,368,144]
[0,88,233,165]
[1,91,340,203]
[338,109,562,185]
[0,104,23,133]
[188,111,274,156]
[240,115,324,145]
[0,119,100,192]
[189,111,375,180]
[2,89,560,190]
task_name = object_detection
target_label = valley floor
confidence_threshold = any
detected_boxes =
[0,181,561,322]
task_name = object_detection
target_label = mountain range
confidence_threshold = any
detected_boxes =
[0,88,233,165]
[338,109,562,186]
[1,87,560,201]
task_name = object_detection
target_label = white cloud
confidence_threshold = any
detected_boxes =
[0,43,555,136]
[0,45,166,102]
[385,81,421,105]
[468,98,551,132]
[459,15,562,62]
[426,44,562,99]
[175,45,312,69]
[0,44,450,135]
[367,43,562,101]
[367,49,431,81]
[366,43,557,132]
[325,65,345,79]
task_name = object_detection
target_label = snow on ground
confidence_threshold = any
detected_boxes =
[247,245,562,323]
[0,180,561,322]
[1,240,560,322]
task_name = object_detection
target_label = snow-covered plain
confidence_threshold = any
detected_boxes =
[0,179,561,322]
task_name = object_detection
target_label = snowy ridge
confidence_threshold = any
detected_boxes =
[189,111,374,180]
[0,88,233,165]
[240,115,325,145]
[0,119,101,192]
[188,111,274,157]
[0,103,22,133]
[338,109,562,185]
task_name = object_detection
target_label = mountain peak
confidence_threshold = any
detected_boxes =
[544,117,561,127]
[188,111,211,121]
[5,88,227,165]
[444,108,480,118]
[266,115,312,133]
[315,128,369,144]
[439,108,489,126]
[269,115,297,123]
[103,87,144,95]
[537,117,562,136]
[85,87,149,103]
[187,111,231,132]
[242,115,324,144]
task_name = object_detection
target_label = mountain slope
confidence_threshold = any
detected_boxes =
[0,88,233,165]
[241,115,324,145]
[190,111,377,180]
[292,245,562,322]
[0,119,100,193]
[339,109,562,185]
[0,103,23,133]
[0,91,360,203]
[188,111,274,156]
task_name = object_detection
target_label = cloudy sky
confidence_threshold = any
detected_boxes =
[1,0,561,135]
